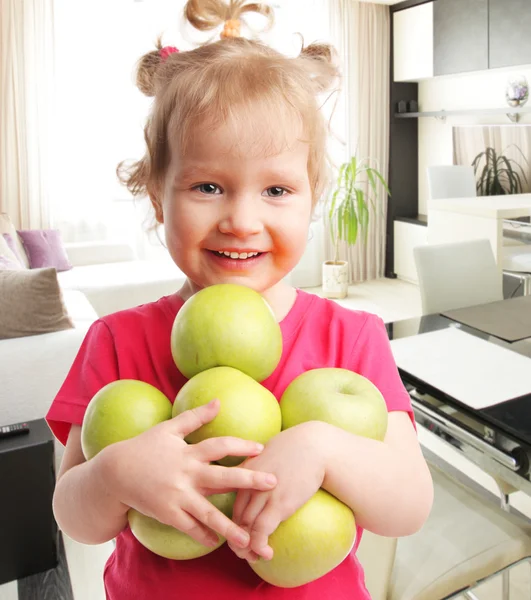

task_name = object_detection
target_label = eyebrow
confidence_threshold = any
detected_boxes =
[174,164,308,186]
[174,164,225,183]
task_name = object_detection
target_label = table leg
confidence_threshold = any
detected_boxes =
[499,489,512,599]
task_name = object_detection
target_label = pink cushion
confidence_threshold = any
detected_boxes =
[17,229,73,272]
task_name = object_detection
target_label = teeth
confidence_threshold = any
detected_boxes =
[216,251,259,259]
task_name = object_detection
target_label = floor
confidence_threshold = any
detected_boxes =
[1,278,529,600]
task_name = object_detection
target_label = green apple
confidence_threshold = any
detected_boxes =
[172,366,281,466]
[250,489,356,588]
[81,380,172,460]
[171,284,282,381]
[280,368,388,441]
[128,492,236,560]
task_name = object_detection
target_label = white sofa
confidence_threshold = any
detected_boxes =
[0,290,96,425]
[0,240,186,464]
[58,241,186,317]
[0,290,97,466]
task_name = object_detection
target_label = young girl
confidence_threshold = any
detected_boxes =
[47,1,433,598]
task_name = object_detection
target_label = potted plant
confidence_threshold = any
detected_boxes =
[472,145,528,196]
[323,155,390,299]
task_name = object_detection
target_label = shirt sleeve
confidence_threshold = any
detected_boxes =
[46,319,120,446]
[349,313,415,425]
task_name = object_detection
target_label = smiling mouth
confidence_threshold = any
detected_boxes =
[210,250,263,260]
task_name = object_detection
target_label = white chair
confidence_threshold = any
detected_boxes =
[388,463,531,600]
[413,239,503,315]
[358,461,531,600]
[427,165,477,201]
[427,165,531,295]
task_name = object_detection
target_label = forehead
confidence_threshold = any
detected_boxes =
[168,97,309,162]
[187,126,309,168]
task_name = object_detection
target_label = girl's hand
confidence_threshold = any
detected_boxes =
[95,399,277,550]
[228,421,327,562]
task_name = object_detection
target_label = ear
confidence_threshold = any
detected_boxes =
[149,194,164,224]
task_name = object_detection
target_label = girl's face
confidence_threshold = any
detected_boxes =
[158,122,313,298]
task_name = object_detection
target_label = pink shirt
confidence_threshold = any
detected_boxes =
[47,289,413,600]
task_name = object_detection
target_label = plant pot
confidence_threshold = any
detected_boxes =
[322,261,348,299]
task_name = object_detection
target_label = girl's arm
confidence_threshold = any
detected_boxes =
[53,402,279,548]
[53,425,131,545]
[320,411,433,537]
[229,413,432,562]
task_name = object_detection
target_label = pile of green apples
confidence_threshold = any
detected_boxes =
[81,284,388,588]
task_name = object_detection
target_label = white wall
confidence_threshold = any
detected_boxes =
[418,66,531,215]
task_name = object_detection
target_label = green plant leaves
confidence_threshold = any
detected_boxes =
[326,155,390,259]
[472,145,528,196]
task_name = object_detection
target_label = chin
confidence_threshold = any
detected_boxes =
[201,273,285,293]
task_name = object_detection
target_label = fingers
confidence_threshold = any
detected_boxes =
[230,495,276,561]
[182,492,251,550]
[241,495,275,560]
[239,493,270,531]
[194,436,266,463]
[168,508,220,548]
[228,540,261,563]
[246,550,261,563]
[199,464,277,493]
[232,489,251,526]
[231,492,274,562]
[229,490,252,559]
[171,399,220,438]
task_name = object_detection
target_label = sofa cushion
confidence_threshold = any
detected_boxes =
[57,258,186,316]
[18,229,73,272]
[62,289,99,325]
[0,254,24,270]
[64,240,136,267]
[0,234,23,269]
[0,213,30,268]
[2,233,25,266]
[0,268,74,339]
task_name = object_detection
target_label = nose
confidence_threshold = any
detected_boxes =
[218,196,264,238]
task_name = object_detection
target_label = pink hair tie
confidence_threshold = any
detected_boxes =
[160,46,179,61]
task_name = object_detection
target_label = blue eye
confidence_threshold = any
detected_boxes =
[195,183,221,194]
[265,187,287,198]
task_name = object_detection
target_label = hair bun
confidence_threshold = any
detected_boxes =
[300,42,334,63]
[300,42,339,94]
[185,0,273,38]
[135,39,165,97]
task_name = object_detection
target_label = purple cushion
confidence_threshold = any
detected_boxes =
[2,233,24,265]
[17,229,73,272]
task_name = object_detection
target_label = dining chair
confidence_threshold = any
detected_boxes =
[427,165,531,295]
[388,462,531,600]
[427,165,477,201]
[413,239,503,315]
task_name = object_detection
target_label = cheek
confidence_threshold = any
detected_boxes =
[162,202,202,255]
[274,210,312,259]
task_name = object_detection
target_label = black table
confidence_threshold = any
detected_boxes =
[0,418,58,584]
[386,311,531,498]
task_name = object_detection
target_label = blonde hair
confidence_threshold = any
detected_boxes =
[118,0,339,212]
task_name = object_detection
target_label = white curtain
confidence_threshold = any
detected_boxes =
[49,0,184,248]
[0,0,55,230]
[328,0,390,282]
